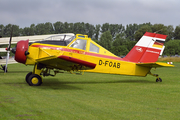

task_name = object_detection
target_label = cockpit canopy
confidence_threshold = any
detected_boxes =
[34,33,75,46]
[36,33,100,53]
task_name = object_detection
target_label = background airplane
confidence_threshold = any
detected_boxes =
[0,33,74,72]
[5,31,173,86]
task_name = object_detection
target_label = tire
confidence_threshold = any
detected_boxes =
[27,74,42,86]
[25,72,32,83]
[156,78,162,82]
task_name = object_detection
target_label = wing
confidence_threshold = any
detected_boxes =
[0,33,74,45]
[36,55,96,71]
[136,62,174,68]
[0,48,6,52]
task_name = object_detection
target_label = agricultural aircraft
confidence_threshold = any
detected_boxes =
[5,32,174,86]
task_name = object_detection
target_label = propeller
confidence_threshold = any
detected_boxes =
[4,26,13,73]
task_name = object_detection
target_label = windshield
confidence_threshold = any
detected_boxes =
[43,34,75,46]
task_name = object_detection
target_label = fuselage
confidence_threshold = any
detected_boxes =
[24,34,151,77]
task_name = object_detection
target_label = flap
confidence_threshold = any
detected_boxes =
[36,55,96,70]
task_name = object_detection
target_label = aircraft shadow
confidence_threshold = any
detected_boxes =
[39,78,156,90]
[1,79,156,90]
[51,80,155,84]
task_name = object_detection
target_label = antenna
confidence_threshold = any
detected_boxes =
[154,29,163,34]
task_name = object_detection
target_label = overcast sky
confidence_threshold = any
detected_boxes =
[0,0,180,28]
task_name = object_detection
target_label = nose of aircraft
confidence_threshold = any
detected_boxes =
[13,40,29,64]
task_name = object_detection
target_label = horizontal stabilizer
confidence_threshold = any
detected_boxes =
[136,62,174,68]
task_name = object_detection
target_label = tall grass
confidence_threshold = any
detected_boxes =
[158,57,180,62]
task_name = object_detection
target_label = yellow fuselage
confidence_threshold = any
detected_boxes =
[26,40,151,77]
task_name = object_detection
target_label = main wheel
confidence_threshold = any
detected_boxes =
[27,74,42,86]
[156,78,162,82]
[25,72,32,83]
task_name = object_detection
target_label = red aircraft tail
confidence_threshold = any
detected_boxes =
[123,32,167,63]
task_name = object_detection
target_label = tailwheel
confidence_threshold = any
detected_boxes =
[27,74,42,86]
[156,78,162,82]
[148,72,162,82]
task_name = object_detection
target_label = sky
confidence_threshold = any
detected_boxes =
[0,0,180,28]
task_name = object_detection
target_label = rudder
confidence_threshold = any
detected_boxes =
[123,32,167,63]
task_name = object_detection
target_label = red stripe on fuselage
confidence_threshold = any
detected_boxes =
[58,55,96,69]
[31,44,124,61]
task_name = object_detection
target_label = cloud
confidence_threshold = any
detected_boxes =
[0,0,180,28]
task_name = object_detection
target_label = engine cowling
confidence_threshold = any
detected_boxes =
[15,40,29,64]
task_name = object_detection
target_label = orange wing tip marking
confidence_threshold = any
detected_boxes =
[58,55,96,69]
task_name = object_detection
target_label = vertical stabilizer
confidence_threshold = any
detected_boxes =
[123,32,167,63]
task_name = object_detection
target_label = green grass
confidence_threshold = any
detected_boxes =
[0,63,180,120]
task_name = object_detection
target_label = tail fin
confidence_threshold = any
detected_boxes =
[123,32,167,63]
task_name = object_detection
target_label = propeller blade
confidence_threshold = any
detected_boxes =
[7,26,13,51]
[5,25,13,73]
[4,51,10,73]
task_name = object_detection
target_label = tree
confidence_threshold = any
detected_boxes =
[99,31,113,51]
[62,22,70,33]
[22,24,36,36]
[134,25,152,41]
[112,45,129,56]
[73,22,85,35]
[124,23,139,41]
[3,24,20,37]
[101,23,125,40]
[112,34,129,56]
[174,25,180,40]
[84,23,95,38]
[35,23,46,35]
[151,24,167,35]
[93,24,101,40]
[22,27,31,36]
[113,34,126,47]
[163,40,180,55]
[44,22,54,34]
[3,24,13,37]
[53,21,64,34]
[166,25,174,41]
[68,23,74,33]
[101,23,110,33]
[0,24,4,37]
[109,24,125,40]
[29,24,36,35]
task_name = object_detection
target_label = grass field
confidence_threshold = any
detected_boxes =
[0,63,180,120]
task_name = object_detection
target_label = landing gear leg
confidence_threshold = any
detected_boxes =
[0,65,7,72]
[26,63,43,86]
[148,72,162,82]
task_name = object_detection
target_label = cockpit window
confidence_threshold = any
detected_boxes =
[38,34,75,46]
[89,42,99,53]
[70,39,87,50]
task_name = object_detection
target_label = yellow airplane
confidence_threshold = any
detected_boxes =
[9,32,173,86]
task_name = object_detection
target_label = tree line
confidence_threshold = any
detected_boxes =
[0,22,180,56]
